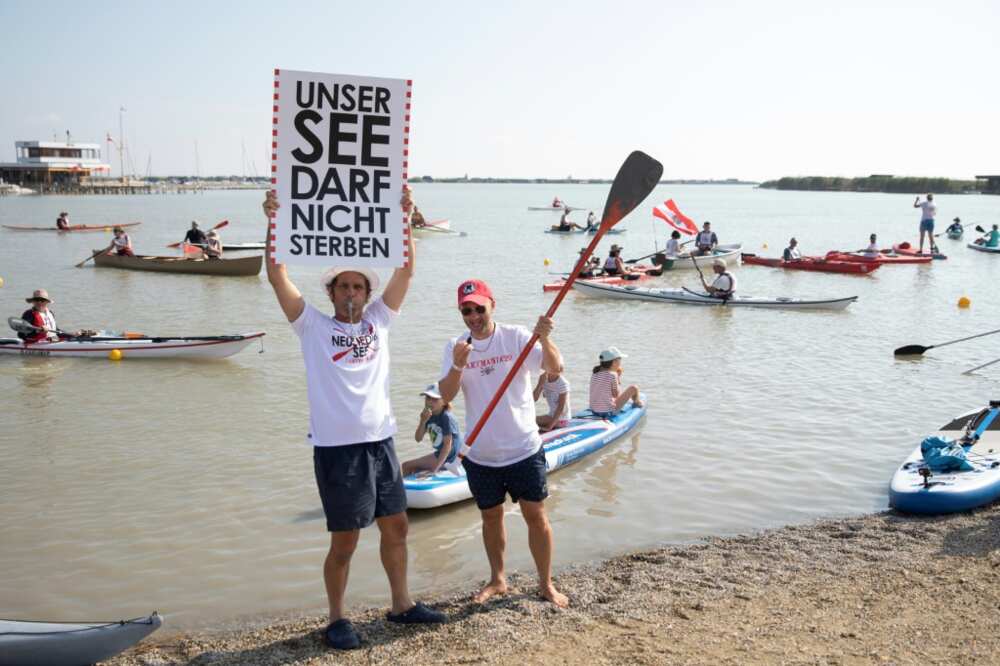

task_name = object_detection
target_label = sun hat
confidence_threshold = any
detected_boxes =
[599,346,627,363]
[456,279,494,307]
[206,229,219,238]
[610,244,622,252]
[25,289,52,304]
[419,383,442,399]
[713,258,728,270]
[320,267,381,293]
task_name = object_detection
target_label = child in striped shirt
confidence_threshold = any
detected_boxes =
[588,347,643,416]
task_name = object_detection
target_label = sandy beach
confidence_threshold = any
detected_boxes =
[109,504,1000,665]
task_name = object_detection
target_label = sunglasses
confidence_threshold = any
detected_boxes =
[460,305,486,316]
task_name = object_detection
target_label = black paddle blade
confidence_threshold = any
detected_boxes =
[976,225,986,233]
[894,344,930,356]
[600,151,663,230]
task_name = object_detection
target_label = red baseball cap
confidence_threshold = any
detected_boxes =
[456,279,494,307]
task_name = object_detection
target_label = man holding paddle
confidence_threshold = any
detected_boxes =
[262,187,445,650]
[438,279,569,608]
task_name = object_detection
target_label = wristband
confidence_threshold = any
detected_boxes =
[452,364,464,373]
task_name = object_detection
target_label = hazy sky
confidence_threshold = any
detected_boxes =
[2,0,997,180]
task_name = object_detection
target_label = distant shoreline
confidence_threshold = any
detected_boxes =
[760,175,984,195]
[407,178,758,185]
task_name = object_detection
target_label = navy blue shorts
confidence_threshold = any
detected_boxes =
[313,437,407,532]
[462,446,548,510]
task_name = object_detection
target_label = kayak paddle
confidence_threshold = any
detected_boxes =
[626,240,692,264]
[75,247,109,268]
[964,356,1000,375]
[166,220,229,248]
[894,327,1000,356]
[455,151,662,463]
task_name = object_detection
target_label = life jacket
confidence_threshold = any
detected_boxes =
[19,308,48,342]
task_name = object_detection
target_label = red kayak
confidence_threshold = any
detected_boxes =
[543,264,657,292]
[890,242,947,260]
[2,222,142,232]
[741,253,880,275]
[825,251,932,265]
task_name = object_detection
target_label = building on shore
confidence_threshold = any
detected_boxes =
[975,176,1000,195]
[0,140,112,192]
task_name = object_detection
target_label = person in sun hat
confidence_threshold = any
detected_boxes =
[202,229,223,259]
[602,243,636,278]
[437,278,570,608]
[400,382,463,477]
[17,289,78,343]
[261,187,445,651]
[589,346,643,416]
[702,257,736,298]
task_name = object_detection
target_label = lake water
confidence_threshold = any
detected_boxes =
[2,183,999,628]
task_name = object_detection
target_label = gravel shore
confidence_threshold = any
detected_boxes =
[111,505,1000,665]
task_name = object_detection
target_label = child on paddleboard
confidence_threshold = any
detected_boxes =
[534,371,572,432]
[401,383,463,476]
[589,347,643,417]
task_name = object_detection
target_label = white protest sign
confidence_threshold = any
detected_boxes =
[270,69,411,267]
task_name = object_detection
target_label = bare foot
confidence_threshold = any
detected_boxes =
[473,579,508,603]
[539,583,569,608]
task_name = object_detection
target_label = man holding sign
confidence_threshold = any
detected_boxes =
[265,69,443,650]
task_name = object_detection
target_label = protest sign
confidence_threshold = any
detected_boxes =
[270,69,411,267]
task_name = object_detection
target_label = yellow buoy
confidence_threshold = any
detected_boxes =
[104,226,112,232]
[0,276,4,287]
[762,243,768,249]
[543,258,551,266]
[108,349,123,361]
[958,296,971,309]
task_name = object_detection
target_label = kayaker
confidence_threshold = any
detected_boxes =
[203,230,223,259]
[551,209,583,232]
[979,224,1000,248]
[862,233,880,257]
[183,221,207,245]
[585,211,597,231]
[400,383,462,477]
[18,289,78,343]
[694,222,718,256]
[914,193,936,254]
[947,218,963,236]
[410,206,427,228]
[701,258,736,298]
[665,230,683,257]
[783,237,802,261]
[603,244,636,278]
[578,247,602,278]
[104,226,134,256]
[437,278,569,608]
[534,370,572,433]
[588,347,643,417]
[261,188,445,651]
[552,196,563,208]
[56,212,69,230]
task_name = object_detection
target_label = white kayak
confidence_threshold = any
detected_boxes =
[572,281,857,310]
[967,242,1000,254]
[889,403,1000,514]
[0,612,161,666]
[667,243,743,270]
[0,332,265,359]
[544,227,625,235]
[411,219,466,237]
[528,205,587,212]
[405,399,647,509]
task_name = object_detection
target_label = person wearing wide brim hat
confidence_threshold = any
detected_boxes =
[259,186,444,649]
[602,243,636,278]
[203,229,223,259]
[701,257,736,298]
[18,289,61,343]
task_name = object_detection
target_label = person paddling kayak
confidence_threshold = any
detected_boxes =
[56,212,69,230]
[602,244,637,278]
[975,224,1000,248]
[551,208,583,232]
[552,196,563,208]
[783,237,802,261]
[100,226,134,257]
[946,218,963,237]
[862,233,880,257]
[410,206,427,228]
[701,258,736,298]
[17,289,80,343]
[584,211,597,231]
[203,229,223,259]
[183,221,208,245]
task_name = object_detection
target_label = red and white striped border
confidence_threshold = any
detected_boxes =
[402,79,412,268]
[269,68,280,264]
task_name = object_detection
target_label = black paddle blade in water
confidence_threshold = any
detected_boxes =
[894,344,930,356]
[599,151,663,230]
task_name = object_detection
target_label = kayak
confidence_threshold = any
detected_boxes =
[2,222,142,233]
[946,229,963,240]
[667,244,743,270]
[542,263,664,292]
[825,251,932,265]
[572,281,857,310]
[0,612,161,666]
[528,205,587,211]
[93,250,262,276]
[405,400,646,509]
[968,241,1000,254]
[412,219,465,237]
[890,242,946,260]
[544,227,625,235]
[889,403,1000,514]
[0,332,265,358]
[741,253,880,275]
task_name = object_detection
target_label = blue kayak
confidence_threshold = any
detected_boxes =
[889,403,1000,514]
[405,399,647,509]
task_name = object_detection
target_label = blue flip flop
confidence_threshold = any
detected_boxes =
[386,601,447,624]
[324,618,361,650]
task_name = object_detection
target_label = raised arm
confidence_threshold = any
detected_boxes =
[381,185,415,312]
[439,338,471,403]
[262,191,305,322]
[535,316,564,375]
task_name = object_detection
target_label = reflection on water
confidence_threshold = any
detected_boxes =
[2,186,1000,627]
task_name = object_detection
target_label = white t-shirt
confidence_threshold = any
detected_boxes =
[442,323,544,467]
[541,376,571,420]
[665,238,681,256]
[291,298,398,447]
[784,246,801,260]
[111,234,130,250]
[39,310,58,341]
[711,272,736,293]
[864,242,880,256]
[919,201,936,221]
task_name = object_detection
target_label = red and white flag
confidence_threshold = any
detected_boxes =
[653,199,698,236]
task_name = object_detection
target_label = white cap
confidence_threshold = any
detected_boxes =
[599,346,627,363]
[419,383,442,399]
[320,267,381,293]
[713,258,727,270]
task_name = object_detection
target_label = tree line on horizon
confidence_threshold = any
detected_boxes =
[759,175,982,194]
